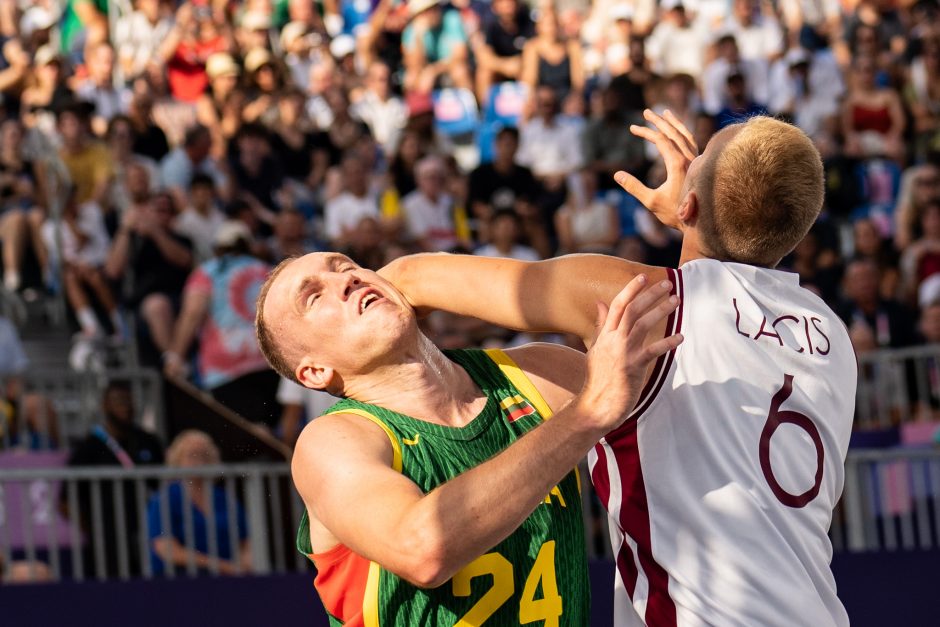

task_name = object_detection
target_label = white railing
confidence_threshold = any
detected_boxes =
[0,462,304,583]
[856,344,940,431]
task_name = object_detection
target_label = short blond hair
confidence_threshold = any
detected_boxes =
[698,117,824,267]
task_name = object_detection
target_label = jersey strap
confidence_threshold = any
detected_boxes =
[483,348,554,418]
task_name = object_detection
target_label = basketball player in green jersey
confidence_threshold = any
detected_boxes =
[255,251,681,626]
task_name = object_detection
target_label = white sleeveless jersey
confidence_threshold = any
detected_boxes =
[588,259,856,627]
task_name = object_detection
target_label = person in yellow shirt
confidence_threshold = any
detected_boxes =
[57,102,114,206]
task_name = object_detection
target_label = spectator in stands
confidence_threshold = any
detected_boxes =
[0,119,46,292]
[789,224,844,304]
[60,0,109,54]
[474,209,540,261]
[554,169,620,255]
[197,53,243,159]
[768,48,843,154]
[644,0,710,80]
[41,186,123,342]
[723,0,786,64]
[701,35,768,119]
[400,155,467,251]
[905,34,940,162]
[105,192,193,364]
[608,36,656,117]
[267,209,317,262]
[107,115,159,216]
[227,123,284,216]
[840,54,906,163]
[174,173,226,263]
[895,163,940,249]
[351,61,408,156]
[242,48,285,125]
[516,85,583,214]
[853,217,900,300]
[75,42,131,136]
[475,0,534,101]
[147,430,251,576]
[21,46,69,138]
[402,0,472,94]
[582,85,647,193]
[714,70,770,130]
[839,256,918,349]
[521,3,583,105]
[113,0,173,80]
[126,93,170,162]
[160,125,227,209]
[163,221,279,427]
[325,155,380,248]
[57,101,114,208]
[158,1,230,105]
[64,379,165,579]
[901,200,940,304]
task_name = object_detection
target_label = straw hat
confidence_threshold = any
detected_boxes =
[205,52,240,80]
[244,47,274,73]
[408,0,440,19]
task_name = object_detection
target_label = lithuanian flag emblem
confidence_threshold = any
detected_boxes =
[499,394,537,422]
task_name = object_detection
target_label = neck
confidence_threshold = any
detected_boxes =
[677,228,707,266]
[342,334,485,427]
[104,419,128,440]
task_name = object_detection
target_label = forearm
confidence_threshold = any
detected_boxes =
[104,229,131,279]
[403,398,603,586]
[380,252,646,340]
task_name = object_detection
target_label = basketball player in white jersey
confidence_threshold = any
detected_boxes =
[381,110,856,626]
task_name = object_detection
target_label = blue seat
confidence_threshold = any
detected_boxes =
[432,88,480,138]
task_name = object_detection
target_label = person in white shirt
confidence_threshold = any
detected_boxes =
[768,48,845,147]
[516,85,583,208]
[174,173,226,263]
[113,0,173,79]
[644,1,711,80]
[351,61,408,156]
[701,35,768,116]
[323,156,380,247]
[74,42,132,136]
[720,0,785,64]
[400,156,465,252]
[474,210,541,261]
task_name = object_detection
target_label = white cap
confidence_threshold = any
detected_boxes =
[280,21,309,48]
[785,47,811,66]
[20,7,58,36]
[214,220,252,248]
[610,4,635,21]
[329,34,356,59]
[241,10,272,31]
[661,0,684,10]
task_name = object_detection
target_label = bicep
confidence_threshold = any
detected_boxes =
[502,343,586,413]
[292,417,427,575]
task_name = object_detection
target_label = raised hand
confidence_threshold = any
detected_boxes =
[577,274,683,434]
[614,109,698,230]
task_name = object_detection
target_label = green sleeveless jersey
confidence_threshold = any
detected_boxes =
[297,348,589,626]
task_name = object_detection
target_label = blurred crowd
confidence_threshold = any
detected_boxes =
[0,0,937,443]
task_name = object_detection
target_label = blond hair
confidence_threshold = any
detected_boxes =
[697,117,824,267]
[255,257,301,383]
[166,430,221,467]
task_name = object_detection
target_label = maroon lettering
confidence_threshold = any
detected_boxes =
[772,315,804,354]
[810,317,830,356]
[755,317,784,346]
[733,298,751,338]
[803,316,814,355]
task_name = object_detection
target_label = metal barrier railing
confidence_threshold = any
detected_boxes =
[0,368,165,451]
[856,344,940,430]
[0,463,305,583]
[4,447,940,583]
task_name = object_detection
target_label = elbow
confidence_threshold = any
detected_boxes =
[394,529,453,589]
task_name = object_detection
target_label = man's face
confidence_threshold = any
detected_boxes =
[104,388,134,426]
[494,133,518,161]
[261,253,416,387]
[845,261,879,303]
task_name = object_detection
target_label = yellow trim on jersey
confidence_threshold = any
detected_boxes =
[484,349,554,419]
[484,348,582,495]
[325,408,403,474]
[363,560,382,627]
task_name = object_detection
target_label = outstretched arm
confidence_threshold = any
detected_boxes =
[293,277,681,588]
[380,252,667,346]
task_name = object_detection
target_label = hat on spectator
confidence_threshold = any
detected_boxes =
[33,45,60,68]
[241,10,272,31]
[214,220,253,249]
[20,7,58,37]
[610,4,634,21]
[244,47,274,73]
[280,21,309,49]
[661,0,685,10]
[406,91,434,117]
[408,0,441,19]
[330,34,356,59]
[206,52,241,79]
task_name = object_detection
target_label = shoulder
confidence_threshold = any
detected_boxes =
[501,343,586,412]
[292,412,398,492]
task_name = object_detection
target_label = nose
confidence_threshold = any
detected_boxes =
[328,271,360,300]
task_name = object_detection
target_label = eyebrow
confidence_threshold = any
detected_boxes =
[290,254,350,310]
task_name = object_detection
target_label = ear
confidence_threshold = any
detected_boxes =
[677,189,699,226]
[296,358,335,392]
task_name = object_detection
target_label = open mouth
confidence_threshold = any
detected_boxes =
[359,291,382,314]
